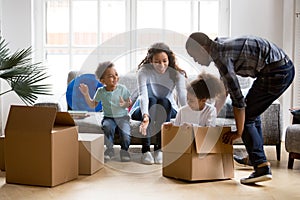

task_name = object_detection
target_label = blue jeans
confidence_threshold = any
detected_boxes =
[243,60,295,168]
[102,116,131,151]
[131,97,177,153]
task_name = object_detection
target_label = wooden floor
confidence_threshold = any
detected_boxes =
[0,143,300,200]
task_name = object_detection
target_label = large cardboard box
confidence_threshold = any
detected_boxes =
[4,105,79,187]
[0,135,5,171]
[78,133,104,175]
[162,125,234,181]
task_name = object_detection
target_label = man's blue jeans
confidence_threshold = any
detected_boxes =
[102,116,131,151]
[242,60,295,168]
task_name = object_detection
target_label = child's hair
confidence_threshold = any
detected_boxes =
[138,42,187,79]
[187,72,225,100]
[95,61,114,80]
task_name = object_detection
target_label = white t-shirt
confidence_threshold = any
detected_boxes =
[174,103,217,127]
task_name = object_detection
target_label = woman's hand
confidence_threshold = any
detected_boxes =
[139,114,149,136]
[222,130,242,145]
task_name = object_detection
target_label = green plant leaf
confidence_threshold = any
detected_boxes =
[0,36,52,105]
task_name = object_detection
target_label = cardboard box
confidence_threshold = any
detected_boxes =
[0,135,5,171]
[4,105,79,187]
[162,125,234,181]
[78,133,104,175]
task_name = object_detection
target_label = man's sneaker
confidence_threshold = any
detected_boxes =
[154,150,162,164]
[233,155,252,166]
[104,148,115,161]
[120,149,131,162]
[141,151,154,165]
[240,164,272,185]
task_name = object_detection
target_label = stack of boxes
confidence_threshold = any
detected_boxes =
[1,105,104,187]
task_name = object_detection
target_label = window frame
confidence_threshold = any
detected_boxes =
[32,0,230,94]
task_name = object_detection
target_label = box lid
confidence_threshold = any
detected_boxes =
[162,125,194,154]
[162,124,232,154]
[5,105,76,134]
[5,105,57,134]
[55,112,76,126]
[193,126,232,154]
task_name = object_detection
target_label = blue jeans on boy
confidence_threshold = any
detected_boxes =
[102,116,131,151]
[131,96,177,153]
[242,60,294,168]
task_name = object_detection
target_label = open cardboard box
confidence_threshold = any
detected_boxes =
[5,105,79,187]
[0,135,4,171]
[162,124,234,181]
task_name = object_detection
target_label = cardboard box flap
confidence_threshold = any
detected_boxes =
[55,112,75,126]
[193,126,232,154]
[5,105,56,134]
[162,124,194,153]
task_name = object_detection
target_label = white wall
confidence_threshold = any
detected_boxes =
[231,0,283,45]
[0,0,31,134]
[231,0,295,140]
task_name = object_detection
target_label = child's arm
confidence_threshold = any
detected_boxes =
[206,108,217,127]
[214,91,228,115]
[79,83,99,108]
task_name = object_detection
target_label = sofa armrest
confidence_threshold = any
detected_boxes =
[74,112,104,134]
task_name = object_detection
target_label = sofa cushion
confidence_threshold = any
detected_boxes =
[217,88,249,118]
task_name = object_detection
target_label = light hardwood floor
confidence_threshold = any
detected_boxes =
[0,143,300,200]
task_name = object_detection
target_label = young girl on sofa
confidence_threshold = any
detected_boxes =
[130,42,187,165]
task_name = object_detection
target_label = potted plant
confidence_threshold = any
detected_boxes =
[0,36,51,105]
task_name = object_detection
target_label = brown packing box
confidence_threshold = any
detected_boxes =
[162,125,234,181]
[78,133,104,175]
[0,135,5,171]
[4,105,79,187]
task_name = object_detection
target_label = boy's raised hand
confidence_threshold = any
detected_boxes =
[119,96,125,107]
[119,96,132,108]
[79,83,89,95]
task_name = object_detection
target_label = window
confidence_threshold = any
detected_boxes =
[33,0,230,96]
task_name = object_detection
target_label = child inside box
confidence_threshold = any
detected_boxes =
[166,72,225,127]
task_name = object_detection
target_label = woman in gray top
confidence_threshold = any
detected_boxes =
[131,42,187,165]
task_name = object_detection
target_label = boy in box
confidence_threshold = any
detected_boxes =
[172,72,225,127]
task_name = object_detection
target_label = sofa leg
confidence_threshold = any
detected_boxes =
[288,152,300,169]
[276,143,281,161]
[288,153,295,169]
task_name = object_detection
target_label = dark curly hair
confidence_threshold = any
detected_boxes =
[138,42,187,81]
[187,72,225,100]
